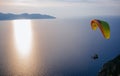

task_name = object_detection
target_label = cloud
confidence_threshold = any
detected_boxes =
[0,0,120,18]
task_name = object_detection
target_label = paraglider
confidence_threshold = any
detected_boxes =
[92,54,99,60]
[91,19,110,39]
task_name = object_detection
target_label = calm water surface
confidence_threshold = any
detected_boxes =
[0,17,120,76]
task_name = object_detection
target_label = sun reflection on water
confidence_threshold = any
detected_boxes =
[13,20,32,58]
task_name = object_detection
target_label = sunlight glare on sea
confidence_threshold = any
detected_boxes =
[13,20,33,58]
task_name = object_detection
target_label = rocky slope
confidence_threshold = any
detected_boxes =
[98,55,120,76]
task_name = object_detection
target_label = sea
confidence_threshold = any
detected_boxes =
[0,16,120,76]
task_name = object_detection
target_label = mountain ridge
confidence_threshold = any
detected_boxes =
[0,13,56,20]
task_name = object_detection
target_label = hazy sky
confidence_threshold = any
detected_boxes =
[0,0,120,18]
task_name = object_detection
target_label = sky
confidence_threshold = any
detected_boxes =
[0,0,120,18]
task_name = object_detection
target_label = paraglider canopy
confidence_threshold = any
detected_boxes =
[91,19,110,39]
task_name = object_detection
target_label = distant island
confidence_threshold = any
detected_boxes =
[0,13,56,20]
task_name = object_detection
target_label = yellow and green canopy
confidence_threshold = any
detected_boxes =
[91,19,110,39]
